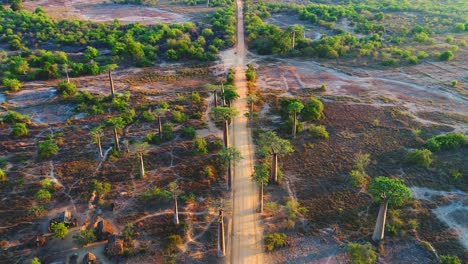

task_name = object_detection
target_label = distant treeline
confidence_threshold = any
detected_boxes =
[112,0,159,6]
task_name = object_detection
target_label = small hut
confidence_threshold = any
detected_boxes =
[105,235,124,256]
[49,210,77,231]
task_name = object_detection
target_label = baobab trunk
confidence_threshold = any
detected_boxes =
[292,111,297,138]
[97,133,103,158]
[259,183,264,213]
[108,70,115,98]
[214,91,218,107]
[218,209,225,257]
[113,128,120,152]
[271,153,278,183]
[158,116,163,141]
[372,199,388,242]
[223,119,229,148]
[174,195,179,225]
[65,71,70,83]
[221,85,226,106]
[227,161,232,191]
[139,153,145,178]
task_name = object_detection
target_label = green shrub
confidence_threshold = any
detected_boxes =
[172,110,187,123]
[73,229,97,246]
[302,97,324,121]
[37,140,59,160]
[51,222,69,239]
[347,243,377,264]
[90,179,111,197]
[309,124,329,139]
[439,50,454,61]
[190,92,201,104]
[3,78,22,92]
[440,255,462,264]
[406,56,418,65]
[426,133,467,151]
[27,205,45,216]
[35,189,52,201]
[141,110,156,122]
[11,123,29,138]
[264,233,287,252]
[144,132,160,144]
[32,257,41,264]
[56,81,77,97]
[162,123,174,140]
[350,170,368,189]
[406,149,432,168]
[181,126,196,139]
[451,80,458,87]
[193,136,208,155]
[3,110,30,124]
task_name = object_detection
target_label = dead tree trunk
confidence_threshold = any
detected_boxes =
[158,116,163,141]
[109,70,115,98]
[271,153,278,183]
[113,128,120,152]
[174,195,179,225]
[223,119,229,148]
[218,209,225,257]
[372,199,388,242]
[139,153,145,178]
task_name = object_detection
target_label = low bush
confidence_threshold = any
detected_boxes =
[73,229,97,246]
[406,149,432,168]
[347,243,377,264]
[37,140,59,160]
[426,132,467,151]
[440,255,462,264]
[309,124,329,139]
[181,126,196,139]
[264,233,287,252]
[11,123,29,138]
[56,81,77,97]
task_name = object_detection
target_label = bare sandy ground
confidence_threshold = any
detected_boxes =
[23,0,190,24]
[229,0,264,263]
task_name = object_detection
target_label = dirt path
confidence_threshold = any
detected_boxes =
[230,0,264,263]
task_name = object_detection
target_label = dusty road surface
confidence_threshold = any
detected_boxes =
[230,0,264,263]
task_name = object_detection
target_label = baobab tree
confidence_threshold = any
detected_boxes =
[218,209,225,257]
[213,107,239,148]
[252,163,269,213]
[247,94,259,120]
[222,86,239,107]
[153,108,168,141]
[106,64,118,98]
[287,101,304,138]
[218,147,242,190]
[258,131,294,183]
[368,177,411,242]
[90,125,104,159]
[168,181,182,225]
[107,117,125,152]
[129,142,149,179]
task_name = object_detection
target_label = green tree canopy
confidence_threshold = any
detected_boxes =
[257,131,294,156]
[213,106,239,121]
[368,177,411,207]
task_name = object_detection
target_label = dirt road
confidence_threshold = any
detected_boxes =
[230,0,264,263]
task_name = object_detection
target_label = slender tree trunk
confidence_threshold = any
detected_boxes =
[109,70,115,98]
[259,184,264,213]
[372,199,388,242]
[214,91,218,107]
[65,71,70,83]
[292,111,297,138]
[218,209,225,257]
[227,161,232,191]
[227,100,231,108]
[139,153,145,178]
[158,116,163,141]
[250,102,254,120]
[97,134,103,158]
[292,31,296,50]
[113,128,120,152]
[223,119,229,148]
[221,85,226,106]
[271,153,278,183]
[174,195,179,225]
